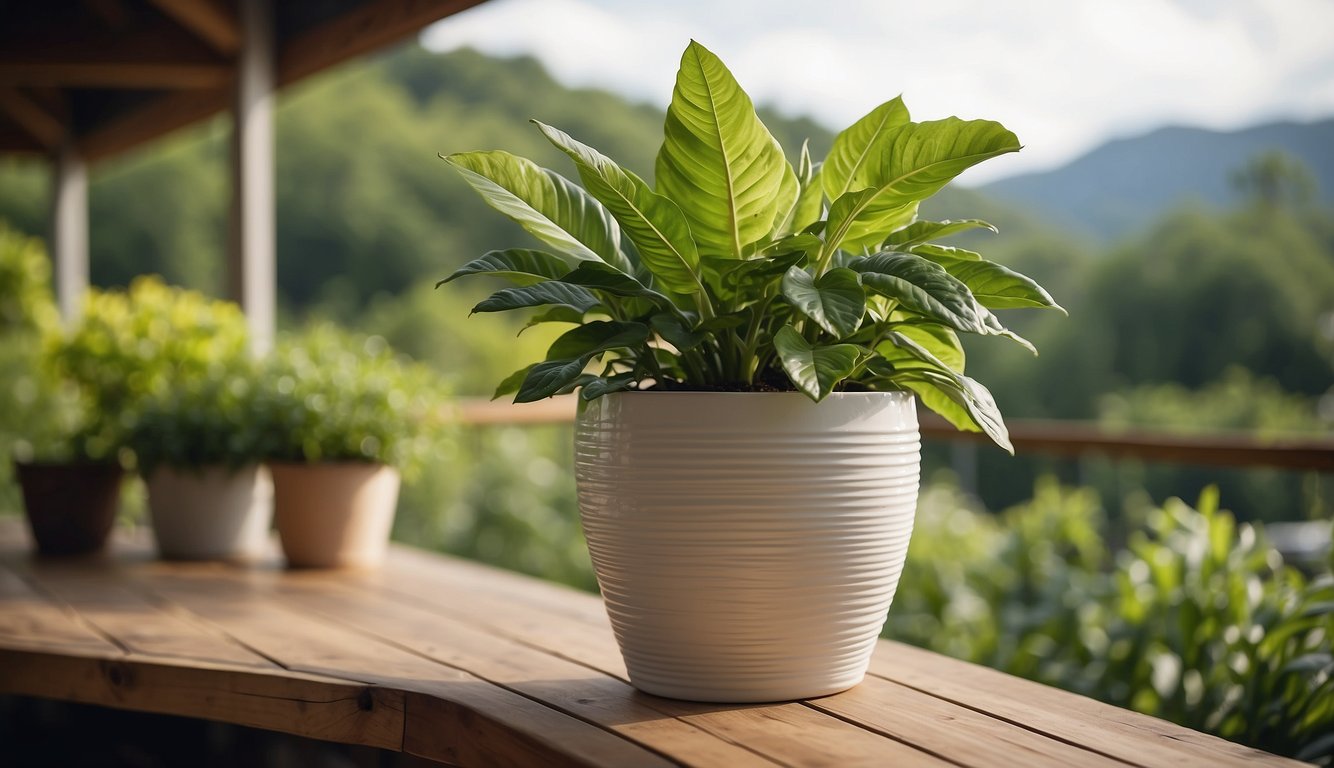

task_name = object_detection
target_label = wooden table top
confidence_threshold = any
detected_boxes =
[0,518,1304,767]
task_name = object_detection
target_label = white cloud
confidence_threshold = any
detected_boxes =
[424,0,1334,183]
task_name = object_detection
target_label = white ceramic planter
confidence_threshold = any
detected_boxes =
[575,391,921,703]
[270,462,401,569]
[147,465,273,560]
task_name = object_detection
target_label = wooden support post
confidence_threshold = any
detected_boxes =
[51,145,89,326]
[228,0,276,356]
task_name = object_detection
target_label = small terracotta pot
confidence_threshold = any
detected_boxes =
[269,462,400,569]
[146,465,273,560]
[15,462,123,556]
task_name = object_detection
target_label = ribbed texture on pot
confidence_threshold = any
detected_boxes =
[575,391,920,702]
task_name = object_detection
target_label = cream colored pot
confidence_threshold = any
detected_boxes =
[147,465,272,561]
[575,391,921,703]
[269,462,400,569]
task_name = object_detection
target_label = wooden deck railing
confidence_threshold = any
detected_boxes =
[446,395,1334,473]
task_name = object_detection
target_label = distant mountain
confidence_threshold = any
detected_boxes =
[980,119,1334,241]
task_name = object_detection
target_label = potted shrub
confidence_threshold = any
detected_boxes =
[258,325,445,569]
[1,228,121,556]
[127,367,272,560]
[440,41,1063,702]
[46,276,257,560]
[5,340,124,556]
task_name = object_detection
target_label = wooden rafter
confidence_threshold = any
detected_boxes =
[0,87,66,149]
[279,0,488,86]
[0,21,228,89]
[147,0,240,55]
[79,88,228,162]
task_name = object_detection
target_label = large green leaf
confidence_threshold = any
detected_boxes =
[884,219,996,248]
[545,320,650,360]
[910,243,981,261]
[923,255,1065,312]
[854,252,1035,351]
[438,248,569,287]
[535,121,706,301]
[472,281,600,315]
[493,363,536,400]
[781,267,865,339]
[823,119,1019,254]
[822,96,910,200]
[445,151,630,273]
[558,261,676,309]
[774,326,861,401]
[655,40,792,259]
[894,319,965,372]
[515,358,595,403]
[851,252,991,334]
[789,142,825,235]
[879,332,1011,453]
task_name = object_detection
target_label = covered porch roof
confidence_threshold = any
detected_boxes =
[0,0,487,353]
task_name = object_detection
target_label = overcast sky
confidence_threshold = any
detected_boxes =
[421,0,1334,184]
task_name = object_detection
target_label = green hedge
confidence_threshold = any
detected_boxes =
[889,480,1333,763]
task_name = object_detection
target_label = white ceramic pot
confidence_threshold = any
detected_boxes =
[270,462,401,569]
[147,465,273,560]
[575,391,921,703]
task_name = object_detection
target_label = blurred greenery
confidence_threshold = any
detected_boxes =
[890,481,1333,763]
[256,323,450,479]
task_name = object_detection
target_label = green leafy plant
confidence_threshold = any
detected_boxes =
[47,276,250,419]
[439,40,1062,450]
[255,324,449,478]
[126,363,265,474]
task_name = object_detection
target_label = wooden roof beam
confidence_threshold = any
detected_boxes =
[279,0,489,86]
[147,0,240,55]
[0,22,229,89]
[0,87,66,149]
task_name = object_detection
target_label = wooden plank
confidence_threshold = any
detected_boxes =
[870,642,1308,768]
[0,564,119,656]
[0,87,65,148]
[269,574,778,767]
[278,0,490,87]
[806,675,1128,768]
[0,18,229,90]
[135,567,674,768]
[148,0,240,54]
[0,648,404,750]
[373,553,951,767]
[12,560,276,669]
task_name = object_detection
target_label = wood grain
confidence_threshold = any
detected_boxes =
[870,641,1308,768]
[0,520,1308,768]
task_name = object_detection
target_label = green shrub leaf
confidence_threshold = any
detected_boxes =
[823,96,911,200]
[444,151,630,272]
[774,326,861,400]
[535,121,705,301]
[545,320,650,361]
[884,219,996,248]
[781,266,865,339]
[438,248,570,287]
[472,281,600,314]
[655,40,792,259]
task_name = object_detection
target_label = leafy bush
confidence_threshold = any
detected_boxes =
[394,424,593,590]
[0,225,58,334]
[888,480,1334,764]
[256,324,449,478]
[126,363,265,473]
[47,276,249,420]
